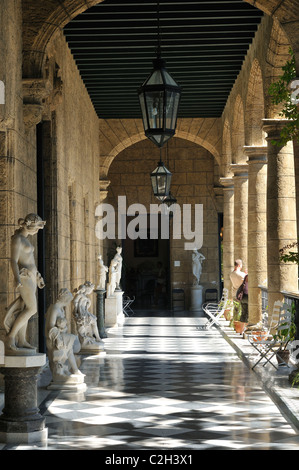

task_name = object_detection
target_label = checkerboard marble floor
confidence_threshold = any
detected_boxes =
[2,311,299,450]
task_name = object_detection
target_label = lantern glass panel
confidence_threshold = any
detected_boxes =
[165,90,180,129]
[139,93,148,130]
[146,91,163,129]
[147,69,163,85]
[162,69,178,87]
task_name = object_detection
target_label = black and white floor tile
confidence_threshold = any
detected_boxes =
[1,311,299,451]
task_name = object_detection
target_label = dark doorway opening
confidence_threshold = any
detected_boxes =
[122,214,170,311]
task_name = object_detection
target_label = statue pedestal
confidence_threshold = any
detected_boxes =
[105,291,124,327]
[189,285,204,316]
[94,288,107,338]
[105,296,118,327]
[0,353,48,444]
[115,290,125,324]
[47,373,87,391]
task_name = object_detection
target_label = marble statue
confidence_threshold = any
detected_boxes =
[73,281,103,351]
[113,246,123,290]
[45,288,83,382]
[107,258,118,297]
[97,254,108,290]
[4,214,46,355]
[192,249,205,285]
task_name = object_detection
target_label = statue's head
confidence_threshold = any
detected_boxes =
[18,214,46,234]
[57,288,73,303]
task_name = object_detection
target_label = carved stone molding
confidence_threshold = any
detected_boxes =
[99,179,110,202]
[22,72,63,131]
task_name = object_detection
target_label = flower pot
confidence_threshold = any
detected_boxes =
[251,331,268,342]
[234,321,248,334]
[276,349,290,366]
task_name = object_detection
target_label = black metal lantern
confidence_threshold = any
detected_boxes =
[150,153,172,202]
[138,57,181,148]
[138,1,181,148]
[164,191,177,207]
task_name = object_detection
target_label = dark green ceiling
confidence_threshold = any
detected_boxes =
[63,0,264,119]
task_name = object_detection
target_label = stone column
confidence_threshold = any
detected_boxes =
[94,288,107,338]
[219,177,234,297]
[263,119,298,317]
[244,146,267,325]
[231,164,248,271]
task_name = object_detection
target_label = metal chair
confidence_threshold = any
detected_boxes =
[247,301,293,369]
[200,288,229,330]
[204,288,218,303]
[123,295,135,316]
[172,288,185,311]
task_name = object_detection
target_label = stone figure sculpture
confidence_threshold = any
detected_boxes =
[107,258,118,297]
[4,214,46,355]
[45,288,83,382]
[113,246,123,290]
[97,254,108,290]
[192,249,205,285]
[73,281,103,351]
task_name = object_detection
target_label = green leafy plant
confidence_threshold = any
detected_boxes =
[273,302,296,351]
[279,241,299,264]
[268,48,299,146]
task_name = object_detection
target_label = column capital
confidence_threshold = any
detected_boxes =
[99,179,110,202]
[243,145,267,164]
[262,119,290,140]
[230,163,248,178]
[219,176,234,189]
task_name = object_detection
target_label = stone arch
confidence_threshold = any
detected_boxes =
[231,95,245,163]
[221,119,232,177]
[265,19,292,118]
[245,59,265,146]
[244,1,299,74]
[99,119,222,180]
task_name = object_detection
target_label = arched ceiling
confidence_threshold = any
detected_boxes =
[63,0,264,119]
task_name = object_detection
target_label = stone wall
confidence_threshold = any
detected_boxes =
[0,13,101,348]
[106,138,222,307]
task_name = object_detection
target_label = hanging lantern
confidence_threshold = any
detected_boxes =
[138,56,181,148]
[138,0,181,148]
[150,157,172,202]
[164,191,177,207]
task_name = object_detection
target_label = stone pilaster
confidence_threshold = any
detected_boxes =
[244,146,267,325]
[219,177,234,298]
[230,164,248,271]
[263,119,298,317]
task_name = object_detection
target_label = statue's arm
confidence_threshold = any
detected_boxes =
[10,236,22,287]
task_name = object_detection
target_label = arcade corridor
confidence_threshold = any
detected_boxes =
[2,312,299,451]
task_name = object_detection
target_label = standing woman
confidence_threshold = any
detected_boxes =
[4,214,46,354]
[240,274,249,323]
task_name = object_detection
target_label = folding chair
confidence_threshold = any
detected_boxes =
[200,288,230,330]
[247,301,292,370]
[123,295,135,316]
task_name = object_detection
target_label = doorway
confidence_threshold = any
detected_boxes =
[121,214,170,310]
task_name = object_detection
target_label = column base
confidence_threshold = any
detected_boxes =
[0,427,48,445]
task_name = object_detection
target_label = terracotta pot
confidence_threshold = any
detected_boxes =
[251,331,268,342]
[276,349,290,366]
[234,321,248,334]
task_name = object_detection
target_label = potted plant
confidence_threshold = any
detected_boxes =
[223,299,233,321]
[273,303,296,366]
